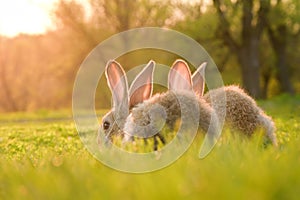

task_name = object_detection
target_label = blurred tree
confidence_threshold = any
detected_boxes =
[172,2,232,73]
[260,32,276,98]
[53,0,173,70]
[265,0,300,95]
[54,0,102,47]
[89,0,171,32]
[53,0,173,109]
[0,37,18,111]
[1,0,299,112]
[54,0,172,46]
[0,34,65,111]
[213,0,271,98]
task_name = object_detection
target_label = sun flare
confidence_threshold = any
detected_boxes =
[0,0,57,37]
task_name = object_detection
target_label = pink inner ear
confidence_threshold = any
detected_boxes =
[143,77,151,99]
[192,62,207,96]
[176,66,192,84]
[129,81,152,108]
[169,60,192,90]
[107,62,123,89]
[106,60,129,109]
[128,61,154,107]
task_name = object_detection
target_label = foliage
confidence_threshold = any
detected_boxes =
[0,95,300,199]
[0,0,299,112]
[0,33,73,111]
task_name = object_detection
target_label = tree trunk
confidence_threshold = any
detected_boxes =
[261,66,272,99]
[213,0,270,99]
[262,74,270,99]
[276,46,295,95]
[238,39,261,98]
[268,25,295,95]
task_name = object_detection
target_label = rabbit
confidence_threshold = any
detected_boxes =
[99,60,155,143]
[123,59,221,151]
[191,62,278,147]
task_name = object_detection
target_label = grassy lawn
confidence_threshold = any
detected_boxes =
[0,94,300,200]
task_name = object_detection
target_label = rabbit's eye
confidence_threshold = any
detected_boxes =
[103,121,110,130]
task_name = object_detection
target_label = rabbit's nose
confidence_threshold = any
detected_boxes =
[97,127,113,149]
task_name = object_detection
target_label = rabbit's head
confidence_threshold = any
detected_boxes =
[100,60,155,141]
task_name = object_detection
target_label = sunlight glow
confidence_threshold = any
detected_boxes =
[0,0,57,37]
[0,0,211,37]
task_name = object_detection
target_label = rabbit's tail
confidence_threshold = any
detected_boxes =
[258,114,278,147]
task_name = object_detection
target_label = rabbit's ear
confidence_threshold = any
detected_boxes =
[168,59,192,91]
[129,60,155,108]
[192,62,207,96]
[105,60,129,114]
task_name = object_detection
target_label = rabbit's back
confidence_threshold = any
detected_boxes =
[130,91,198,129]
[204,85,266,135]
[125,90,215,137]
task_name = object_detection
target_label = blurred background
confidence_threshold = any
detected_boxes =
[0,0,299,112]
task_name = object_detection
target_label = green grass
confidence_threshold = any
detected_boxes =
[0,94,300,200]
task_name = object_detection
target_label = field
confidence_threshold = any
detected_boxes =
[0,94,300,200]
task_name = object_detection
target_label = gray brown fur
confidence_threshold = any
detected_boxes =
[99,60,155,142]
[124,90,220,139]
[203,85,277,146]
